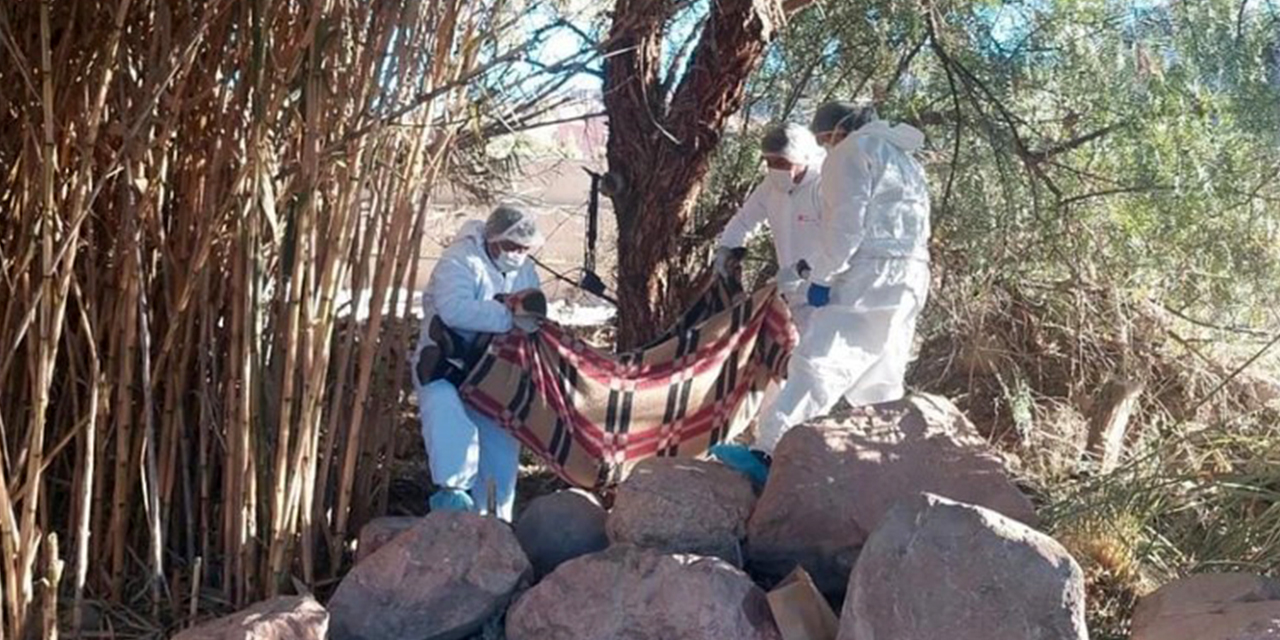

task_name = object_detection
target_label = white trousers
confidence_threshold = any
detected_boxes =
[756,258,929,453]
[417,379,521,521]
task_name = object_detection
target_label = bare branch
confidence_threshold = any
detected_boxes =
[1027,122,1130,164]
[1058,185,1171,207]
[927,14,963,216]
[783,0,819,14]
[660,16,705,103]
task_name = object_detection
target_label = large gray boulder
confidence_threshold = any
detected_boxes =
[747,394,1037,598]
[1132,573,1280,640]
[608,458,756,565]
[839,493,1086,640]
[354,516,418,564]
[173,596,327,640]
[328,512,530,640]
[515,489,609,579]
[506,545,781,640]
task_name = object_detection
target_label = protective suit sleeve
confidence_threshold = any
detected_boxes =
[718,183,770,249]
[431,255,514,333]
[811,139,877,283]
[514,261,541,291]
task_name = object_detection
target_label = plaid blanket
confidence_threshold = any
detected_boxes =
[458,280,797,489]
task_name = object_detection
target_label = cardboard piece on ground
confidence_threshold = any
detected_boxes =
[766,567,839,640]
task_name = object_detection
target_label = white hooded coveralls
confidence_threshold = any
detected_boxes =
[718,163,826,423]
[755,121,932,453]
[718,163,825,317]
[413,220,540,521]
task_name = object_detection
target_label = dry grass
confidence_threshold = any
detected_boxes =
[909,277,1280,637]
[911,279,1270,454]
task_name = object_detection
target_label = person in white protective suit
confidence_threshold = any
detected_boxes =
[412,205,543,521]
[714,102,931,487]
[711,123,825,314]
[706,124,824,483]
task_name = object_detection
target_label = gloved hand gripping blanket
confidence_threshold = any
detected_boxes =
[457,280,797,489]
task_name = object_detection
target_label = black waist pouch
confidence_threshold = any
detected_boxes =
[416,316,492,387]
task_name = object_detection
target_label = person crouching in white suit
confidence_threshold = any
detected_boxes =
[715,103,931,487]
[412,205,543,521]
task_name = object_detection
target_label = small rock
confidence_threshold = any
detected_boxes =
[1132,573,1280,640]
[173,596,327,640]
[607,458,756,565]
[506,545,781,640]
[328,512,531,640]
[515,489,609,579]
[355,516,418,563]
[840,493,1087,640]
[747,394,1036,599]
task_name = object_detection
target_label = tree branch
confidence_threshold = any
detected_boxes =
[782,0,818,14]
[1238,0,1251,41]
[1057,184,1171,207]
[886,37,927,97]
[1026,122,1130,164]
[660,16,704,103]
[779,46,825,120]
[927,14,963,216]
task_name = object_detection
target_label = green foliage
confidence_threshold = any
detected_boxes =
[714,0,1280,326]
[696,4,1280,631]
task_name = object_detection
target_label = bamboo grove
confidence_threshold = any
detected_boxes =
[0,1,584,636]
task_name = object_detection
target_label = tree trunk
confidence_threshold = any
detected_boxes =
[1084,378,1144,473]
[604,0,793,348]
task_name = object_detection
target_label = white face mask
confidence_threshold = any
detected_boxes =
[766,168,795,192]
[493,251,527,273]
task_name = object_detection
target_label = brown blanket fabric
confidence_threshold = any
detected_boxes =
[458,279,797,489]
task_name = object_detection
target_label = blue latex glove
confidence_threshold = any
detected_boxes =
[429,488,476,513]
[709,444,771,490]
[807,283,831,308]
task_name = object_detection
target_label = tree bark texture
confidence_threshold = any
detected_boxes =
[604,0,789,348]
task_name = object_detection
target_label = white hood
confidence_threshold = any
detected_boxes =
[858,121,925,153]
[455,219,487,244]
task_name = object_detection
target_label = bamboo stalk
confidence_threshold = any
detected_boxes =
[0,1,549,634]
[240,184,262,604]
[292,139,365,584]
[17,3,59,634]
[0,436,21,640]
[267,1,324,586]
[107,180,142,602]
[41,533,63,640]
[135,231,166,607]
[314,165,381,556]
[70,285,98,639]
[331,161,416,563]
[224,219,246,603]
[189,556,202,622]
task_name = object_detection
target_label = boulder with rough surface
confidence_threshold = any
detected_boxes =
[355,516,417,563]
[328,512,530,640]
[515,489,609,579]
[1132,573,1280,640]
[607,458,756,565]
[173,596,327,640]
[840,493,1086,640]
[506,545,781,640]
[747,394,1037,598]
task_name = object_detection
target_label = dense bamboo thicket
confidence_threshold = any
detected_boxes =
[0,1,575,636]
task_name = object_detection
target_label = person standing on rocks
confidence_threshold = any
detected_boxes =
[707,124,825,486]
[412,205,544,521]
[715,102,932,487]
